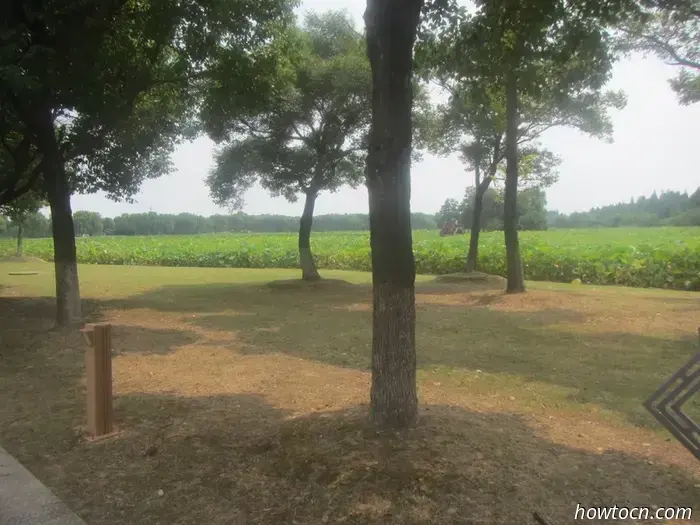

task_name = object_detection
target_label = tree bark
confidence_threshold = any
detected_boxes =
[466,165,484,273]
[364,0,422,429]
[16,221,24,257]
[299,189,321,281]
[503,68,525,293]
[32,104,82,326]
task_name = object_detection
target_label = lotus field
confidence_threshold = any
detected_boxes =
[1,227,699,290]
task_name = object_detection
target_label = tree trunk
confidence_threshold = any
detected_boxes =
[33,104,81,326]
[364,0,422,429]
[465,165,483,273]
[503,68,525,294]
[299,190,321,281]
[16,221,24,257]
[46,167,81,325]
[465,193,483,272]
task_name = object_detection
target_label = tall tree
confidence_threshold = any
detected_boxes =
[0,0,295,325]
[418,4,626,275]
[421,0,632,292]
[617,0,700,104]
[364,0,424,428]
[206,11,371,281]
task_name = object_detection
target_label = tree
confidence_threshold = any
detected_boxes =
[436,198,462,228]
[1,0,296,325]
[364,0,424,429]
[206,11,371,281]
[617,0,700,105]
[517,187,548,230]
[418,4,626,276]
[1,193,44,257]
[102,217,115,235]
[460,186,504,230]
[421,0,631,292]
[73,211,103,237]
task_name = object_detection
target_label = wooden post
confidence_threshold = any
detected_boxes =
[82,324,114,438]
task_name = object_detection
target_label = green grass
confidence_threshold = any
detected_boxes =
[1,261,699,525]
[2,227,699,290]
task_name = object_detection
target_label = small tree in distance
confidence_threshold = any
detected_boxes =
[1,193,45,257]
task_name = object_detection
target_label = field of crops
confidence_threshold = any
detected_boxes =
[1,227,699,290]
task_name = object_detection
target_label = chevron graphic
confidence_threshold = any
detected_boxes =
[644,330,700,462]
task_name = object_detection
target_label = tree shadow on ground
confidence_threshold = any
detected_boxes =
[0,304,201,463]
[85,281,700,428]
[1,289,698,525]
[4,390,698,525]
[184,303,697,427]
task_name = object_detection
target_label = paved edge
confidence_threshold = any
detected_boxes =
[0,445,87,525]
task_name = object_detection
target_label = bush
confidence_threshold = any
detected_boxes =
[1,227,698,291]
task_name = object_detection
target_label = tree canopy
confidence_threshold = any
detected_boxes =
[206,11,370,211]
[616,0,700,104]
[0,0,297,324]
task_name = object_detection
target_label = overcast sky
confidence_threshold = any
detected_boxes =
[70,0,700,219]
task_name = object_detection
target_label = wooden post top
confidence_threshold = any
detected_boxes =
[80,323,112,346]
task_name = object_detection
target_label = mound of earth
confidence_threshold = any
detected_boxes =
[434,271,506,287]
[266,278,355,290]
[0,256,46,263]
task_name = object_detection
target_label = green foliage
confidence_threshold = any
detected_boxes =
[550,188,700,227]
[0,210,438,237]
[616,0,700,105]
[0,0,298,202]
[456,187,548,230]
[84,211,437,236]
[72,211,104,237]
[416,1,628,184]
[0,192,44,223]
[205,10,370,209]
[2,227,698,291]
[436,198,461,228]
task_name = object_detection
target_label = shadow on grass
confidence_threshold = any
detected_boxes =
[3,283,698,435]
[96,281,700,428]
[1,290,698,525]
[2,389,698,525]
[0,300,201,461]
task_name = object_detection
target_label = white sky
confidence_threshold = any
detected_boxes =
[69,0,700,218]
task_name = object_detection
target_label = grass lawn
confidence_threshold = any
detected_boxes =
[0,260,699,524]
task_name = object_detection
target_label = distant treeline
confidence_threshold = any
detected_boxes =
[549,188,700,228]
[0,211,439,238]
[2,188,698,239]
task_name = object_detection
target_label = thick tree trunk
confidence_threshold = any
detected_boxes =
[16,221,23,257]
[46,167,81,325]
[33,105,81,326]
[299,190,321,281]
[364,0,422,429]
[503,69,525,294]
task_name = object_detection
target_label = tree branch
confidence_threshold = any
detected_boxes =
[619,26,700,70]
[0,158,44,206]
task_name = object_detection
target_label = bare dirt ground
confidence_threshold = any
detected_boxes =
[0,262,698,524]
